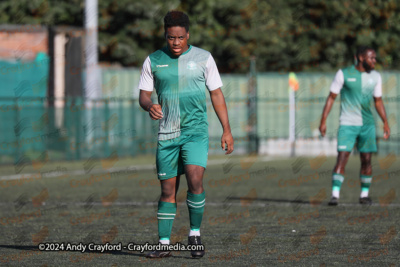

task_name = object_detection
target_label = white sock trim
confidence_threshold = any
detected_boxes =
[189,229,200,236]
[332,190,340,199]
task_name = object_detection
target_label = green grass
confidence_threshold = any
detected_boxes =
[0,155,399,266]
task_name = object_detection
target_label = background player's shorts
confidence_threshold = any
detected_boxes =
[337,125,377,153]
[156,134,209,180]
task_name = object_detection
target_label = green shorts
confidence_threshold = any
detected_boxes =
[337,125,377,153]
[156,134,209,180]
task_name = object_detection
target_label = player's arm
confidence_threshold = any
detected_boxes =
[205,54,234,154]
[139,90,163,120]
[373,74,390,139]
[319,69,343,137]
[374,97,389,139]
[319,92,338,137]
[209,88,234,154]
[137,56,163,120]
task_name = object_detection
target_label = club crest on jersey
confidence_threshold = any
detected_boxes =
[187,61,197,70]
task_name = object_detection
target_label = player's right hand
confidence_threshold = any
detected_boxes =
[319,123,326,137]
[148,104,163,120]
[383,122,390,139]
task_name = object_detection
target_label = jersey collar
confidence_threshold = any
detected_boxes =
[181,45,192,56]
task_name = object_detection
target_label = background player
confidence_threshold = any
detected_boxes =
[319,46,390,206]
[138,11,234,258]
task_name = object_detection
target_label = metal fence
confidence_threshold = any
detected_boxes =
[1,65,399,164]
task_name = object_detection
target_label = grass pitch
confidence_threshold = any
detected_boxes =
[0,154,399,266]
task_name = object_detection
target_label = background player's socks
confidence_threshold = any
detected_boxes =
[157,201,177,242]
[186,191,205,234]
[360,174,372,198]
[332,173,344,198]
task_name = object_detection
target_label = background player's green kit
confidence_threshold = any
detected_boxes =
[329,65,382,199]
[138,44,222,245]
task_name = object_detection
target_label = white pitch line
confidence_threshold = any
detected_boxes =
[0,156,275,181]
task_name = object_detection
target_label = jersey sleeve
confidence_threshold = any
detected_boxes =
[373,73,382,97]
[138,56,154,91]
[205,55,223,91]
[329,69,344,94]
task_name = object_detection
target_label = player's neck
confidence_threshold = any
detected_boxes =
[355,64,366,73]
[181,44,189,54]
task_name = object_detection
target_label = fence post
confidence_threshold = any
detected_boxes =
[104,98,110,158]
[288,72,299,157]
[247,56,258,154]
[14,97,20,164]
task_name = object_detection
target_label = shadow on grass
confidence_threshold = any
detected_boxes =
[228,197,310,204]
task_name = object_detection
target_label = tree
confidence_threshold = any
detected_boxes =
[1,0,399,72]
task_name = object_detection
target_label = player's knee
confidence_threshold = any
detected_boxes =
[361,157,371,165]
[361,164,372,174]
[334,165,345,174]
[189,188,204,195]
[361,161,371,169]
[188,183,203,194]
[161,188,175,200]
[160,194,175,202]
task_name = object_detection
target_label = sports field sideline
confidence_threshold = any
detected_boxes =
[0,154,399,266]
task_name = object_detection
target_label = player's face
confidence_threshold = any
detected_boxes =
[361,50,376,72]
[165,26,189,57]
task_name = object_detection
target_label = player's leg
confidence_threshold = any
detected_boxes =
[147,177,179,258]
[160,175,181,202]
[359,153,373,204]
[329,151,351,205]
[147,137,182,258]
[157,176,180,244]
[157,174,182,245]
[185,164,205,233]
[185,164,206,258]
[357,124,377,205]
[329,126,357,205]
[181,134,208,258]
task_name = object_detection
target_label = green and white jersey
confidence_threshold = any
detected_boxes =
[138,45,222,140]
[330,65,382,126]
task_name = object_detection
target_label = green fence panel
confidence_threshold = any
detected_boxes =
[1,67,399,165]
[0,55,49,165]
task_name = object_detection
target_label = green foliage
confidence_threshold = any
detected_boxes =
[1,0,400,72]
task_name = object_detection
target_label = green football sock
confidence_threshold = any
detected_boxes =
[186,191,205,231]
[360,174,372,198]
[157,201,177,241]
[332,173,344,198]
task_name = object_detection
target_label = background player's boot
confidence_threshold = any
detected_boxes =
[146,250,172,258]
[188,235,205,258]
[328,197,338,206]
[359,197,372,205]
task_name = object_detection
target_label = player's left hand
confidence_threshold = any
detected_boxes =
[319,122,326,137]
[221,132,234,154]
[383,122,390,139]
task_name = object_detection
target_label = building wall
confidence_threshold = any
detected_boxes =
[0,31,48,61]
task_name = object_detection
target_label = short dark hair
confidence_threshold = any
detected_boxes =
[164,11,189,33]
[356,46,374,62]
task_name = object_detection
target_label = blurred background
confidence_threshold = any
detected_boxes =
[0,0,399,165]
